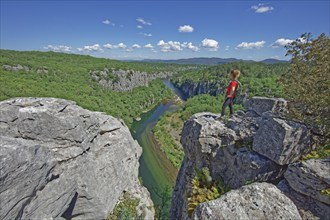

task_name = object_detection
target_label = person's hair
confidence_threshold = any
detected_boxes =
[230,69,240,79]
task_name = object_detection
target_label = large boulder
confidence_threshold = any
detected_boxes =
[253,116,311,165]
[277,159,330,219]
[171,97,313,220]
[285,159,330,205]
[171,112,285,219]
[0,98,154,220]
[193,182,301,220]
[244,96,288,116]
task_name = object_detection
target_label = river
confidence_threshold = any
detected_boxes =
[130,79,185,213]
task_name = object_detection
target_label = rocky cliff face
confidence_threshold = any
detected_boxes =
[91,68,173,91]
[171,97,329,220]
[0,98,154,220]
[173,80,225,99]
[173,79,247,104]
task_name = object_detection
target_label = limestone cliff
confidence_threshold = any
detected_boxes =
[171,97,329,220]
[91,68,173,91]
[0,98,154,219]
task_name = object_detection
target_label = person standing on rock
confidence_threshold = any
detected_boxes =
[219,69,240,118]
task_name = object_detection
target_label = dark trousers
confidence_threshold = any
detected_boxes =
[221,98,234,116]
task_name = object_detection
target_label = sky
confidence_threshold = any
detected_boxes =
[1,0,329,61]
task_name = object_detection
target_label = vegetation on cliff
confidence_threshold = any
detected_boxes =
[280,33,330,147]
[0,50,192,126]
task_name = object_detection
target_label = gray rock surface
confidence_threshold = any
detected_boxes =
[193,182,301,220]
[285,159,330,205]
[278,179,330,220]
[90,68,173,91]
[2,64,31,72]
[171,110,285,219]
[0,97,154,220]
[171,97,315,220]
[244,96,288,115]
[253,116,311,165]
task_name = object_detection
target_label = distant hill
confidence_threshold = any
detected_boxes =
[140,57,289,65]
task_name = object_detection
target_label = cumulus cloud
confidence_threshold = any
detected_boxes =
[178,25,194,33]
[44,45,72,53]
[103,43,113,49]
[113,43,127,49]
[181,42,199,52]
[137,25,143,29]
[132,44,141,49]
[201,38,219,51]
[136,17,152,26]
[157,40,200,52]
[77,44,102,52]
[251,4,274,13]
[102,43,126,50]
[144,43,154,48]
[157,40,183,52]
[236,41,265,49]
[271,38,294,48]
[102,19,115,26]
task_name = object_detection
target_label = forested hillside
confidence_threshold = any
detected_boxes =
[0,50,194,125]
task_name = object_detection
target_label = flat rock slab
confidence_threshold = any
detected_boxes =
[193,182,301,220]
[244,96,288,116]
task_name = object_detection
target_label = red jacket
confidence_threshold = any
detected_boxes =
[226,80,238,98]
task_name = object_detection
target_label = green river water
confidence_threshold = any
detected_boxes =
[130,79,186,212]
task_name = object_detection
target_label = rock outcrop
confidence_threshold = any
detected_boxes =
[170,97,329,220]
[2,64,31,72]
[192,182,301,220]
[90,68,173,91]
[278,158,330,219]
[0,98,154,220]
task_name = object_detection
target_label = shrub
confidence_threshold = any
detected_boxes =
[187,167,229,217]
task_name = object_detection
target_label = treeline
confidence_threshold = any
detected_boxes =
[0,50,192,126]
[173,62,289,98]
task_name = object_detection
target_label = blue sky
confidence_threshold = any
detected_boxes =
[1,1,329,60]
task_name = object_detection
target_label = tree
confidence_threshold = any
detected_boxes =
[281,33,330,145]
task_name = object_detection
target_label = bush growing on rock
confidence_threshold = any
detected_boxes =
[281,33,330,146]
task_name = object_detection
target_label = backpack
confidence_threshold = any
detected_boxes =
[233,80,244,104]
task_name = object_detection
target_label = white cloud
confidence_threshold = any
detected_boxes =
[102,19,115,26]
[113,43,127,49]
[137,25,143,29]
[236,41,265,49]
[103,43,113,49]
[181,42,199,52]
[251,4,274,13]
[144,43,154,48]
[126,48,133,53]
[225,46,230,51]
[178,25,194,33]
[142,33,152,37]
[77,44,102,52]
[271,38,294,48]
[201,38,219,51]
[44,45,72,53]
[157,40,200,52]
[132,44,141,49]
[136,17,152,26]
[157,40,183,52]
